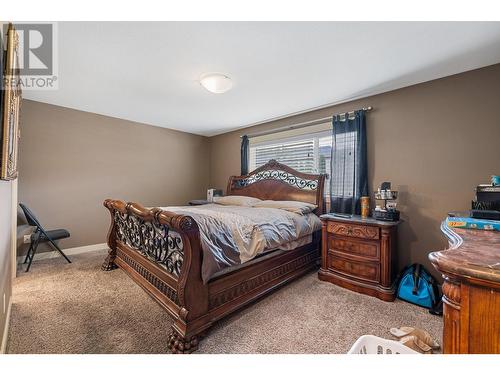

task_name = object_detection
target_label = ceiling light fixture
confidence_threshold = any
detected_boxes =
[199,73,233,94]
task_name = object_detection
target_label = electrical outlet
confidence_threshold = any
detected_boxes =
[24,235,31,244]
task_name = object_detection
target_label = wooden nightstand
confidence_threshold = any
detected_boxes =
[318,214,400,301]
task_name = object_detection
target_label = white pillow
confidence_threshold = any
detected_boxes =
[213,195,262,207]
[253,200,317,215]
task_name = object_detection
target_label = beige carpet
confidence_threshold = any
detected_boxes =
[7,250,442,354]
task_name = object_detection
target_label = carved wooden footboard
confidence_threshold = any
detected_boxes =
[102,199,208,353]
[102,160,325,354]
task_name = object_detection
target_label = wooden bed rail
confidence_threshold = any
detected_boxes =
[102,199,209,351]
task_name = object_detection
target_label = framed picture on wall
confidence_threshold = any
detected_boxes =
[0,27,4,145]
[1,23,22,180]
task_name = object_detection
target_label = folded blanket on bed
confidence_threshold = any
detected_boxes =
[160,204,321,283]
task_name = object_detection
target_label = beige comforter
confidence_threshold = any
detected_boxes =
[160,204,321,283]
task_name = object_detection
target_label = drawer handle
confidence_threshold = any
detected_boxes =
[347,228,353,235]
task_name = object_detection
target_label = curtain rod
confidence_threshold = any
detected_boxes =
[242,106,373,139]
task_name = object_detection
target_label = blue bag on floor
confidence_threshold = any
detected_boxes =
[397,264,440,310]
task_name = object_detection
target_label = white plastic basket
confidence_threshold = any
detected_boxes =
[348,335,419,354]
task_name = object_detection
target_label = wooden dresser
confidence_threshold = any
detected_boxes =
[318,215,400,301]
[429,222,500,354]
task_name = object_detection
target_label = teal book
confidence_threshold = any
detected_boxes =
[446,216,500,231]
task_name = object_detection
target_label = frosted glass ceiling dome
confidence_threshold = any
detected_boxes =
[199,73,233,94]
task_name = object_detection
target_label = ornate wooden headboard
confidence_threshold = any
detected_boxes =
[226,160,327,214]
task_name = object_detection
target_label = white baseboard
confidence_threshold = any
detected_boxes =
[1,298,12,354]
[17,243,109,264]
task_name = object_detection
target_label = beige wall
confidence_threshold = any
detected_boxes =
[17,64,500,276]
[0,181,13,351]
[209,63,500,276]
[18,100,210,251]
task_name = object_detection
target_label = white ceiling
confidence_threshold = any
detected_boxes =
[24,22,500,136]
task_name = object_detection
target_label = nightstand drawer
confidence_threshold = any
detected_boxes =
[329,237,380,261]
[329,256,380,283]
[326,222,379,240]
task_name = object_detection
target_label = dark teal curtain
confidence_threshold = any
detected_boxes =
[240,135,249,175]
[330,110,368,215]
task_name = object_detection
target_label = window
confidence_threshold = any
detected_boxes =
[249,131,332,177]
[248,126,357,204]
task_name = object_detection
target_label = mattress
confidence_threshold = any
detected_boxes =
[160,203,322,283]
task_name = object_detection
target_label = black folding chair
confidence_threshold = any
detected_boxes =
[19,203,71,272]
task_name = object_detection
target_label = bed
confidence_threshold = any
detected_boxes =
[101,160,326,353]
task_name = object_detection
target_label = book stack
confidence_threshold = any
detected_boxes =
[446,216,500,231]
[448,181,500,231]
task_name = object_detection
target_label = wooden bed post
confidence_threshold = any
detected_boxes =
[102,199,121,271]
[157,209,209,353]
